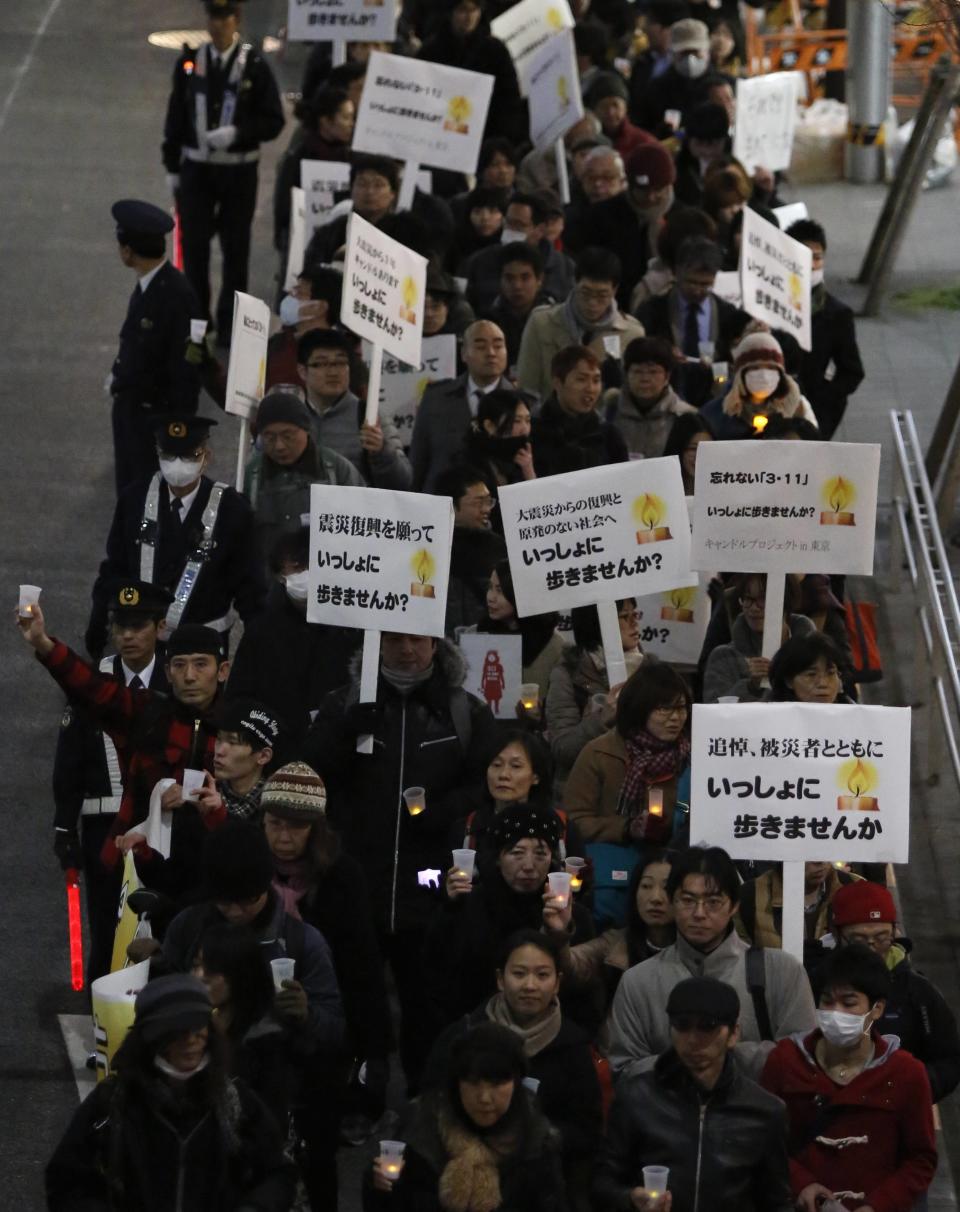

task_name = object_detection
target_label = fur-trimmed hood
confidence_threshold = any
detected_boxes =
[722,366,806,419]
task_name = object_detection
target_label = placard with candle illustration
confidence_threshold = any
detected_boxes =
[689,702,910,863]
[361,333,457,449]
[457,632,524,719]
[300,159,351,235]
[491,0,574,95]
[740,207,813,351]
[690,440,880,575]
[498,459,691,617]
[526,28,583,150]
[631,579,711,666]
[307,484,454,635]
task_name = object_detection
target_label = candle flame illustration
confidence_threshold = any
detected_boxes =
[402,276,418,310]
[557,74,570,106]
[752,413,769,433]
[632,493,666,530]
[666,586,696,610]
[411,548,436,586]
[546,6,563,28]
[838,758,878,796]
[788,271,802,310]
[415,376,431,402]
[447,95,472,124]
[822,475,855,513]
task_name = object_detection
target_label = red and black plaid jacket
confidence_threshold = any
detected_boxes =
[40,641,224,871]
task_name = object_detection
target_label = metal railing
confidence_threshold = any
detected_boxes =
[889,409,960,787]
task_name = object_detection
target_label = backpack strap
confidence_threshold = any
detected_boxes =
[448,687,473,756]
[746,945,774,1042]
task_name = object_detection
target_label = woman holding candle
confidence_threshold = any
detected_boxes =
[761,944,937,1212]
[564,660,692,852]
[703,574,816,704]
[545,600,644,794]
[701,332,818,442]
[365,1023,567,1210]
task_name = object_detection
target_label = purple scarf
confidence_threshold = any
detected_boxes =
[618,727,691,817]
[272,858,311,921]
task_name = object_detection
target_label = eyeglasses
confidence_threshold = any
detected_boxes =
[576,285,615,303]
[843,931,894,949]
[740,595,764,608]
[675,894,729,913]
[670,1014,728,1034]
[306,359,349,371]
[261,430,303,447]
[651,703,688,718]
[618,610,640,623]
[463,494,496,508]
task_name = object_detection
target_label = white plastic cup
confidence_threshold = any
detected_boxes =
[452,849,476,879]
[181,768,206,800]
[547,871,573,908]
[642,1166,670,1198]
[270,956,295,991]
[698,340,716,361]
[18,584,41,618]
[403,786,426,816]
[379,1139,405,1182]
[717,696,739,704]
[519,682,540,710]
[190,319,208,343]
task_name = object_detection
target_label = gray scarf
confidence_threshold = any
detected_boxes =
[563,291,616,343]
[381,662,434,695]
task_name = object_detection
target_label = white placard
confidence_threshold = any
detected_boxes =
[353,51,494,175]
[285,186,307,291]
[690,703,910,863]
[772,201,809,230]
[224,292,269,420]
[527,30,583,151]
[733,72,802,173]
[301,159,352,235]
[458,632,524,719]
[307,484,454,635]
[691,440,880,575]
[741,207,812,351]
[341,211,427,367]
[362,333,457,447]
[713,270,742,307]
[287,0,398,42]
[499,459,692,617]
[632,579,711,666]
[491,0,575,96]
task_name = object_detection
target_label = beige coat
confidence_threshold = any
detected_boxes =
[516,302,646,401]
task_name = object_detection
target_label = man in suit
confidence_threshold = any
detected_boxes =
[86,414,266,661]
[636,235,752,408]
[410,320,517,492]
[53,580,171,983]
[109,199,204,495]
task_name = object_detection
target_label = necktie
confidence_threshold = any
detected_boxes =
[129,675,144,691]
[682,301,701,358]
[171,498,184,526]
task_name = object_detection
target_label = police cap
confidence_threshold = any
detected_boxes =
[152,414,218,455]
[204,0,243,14]
[102,579,173,622]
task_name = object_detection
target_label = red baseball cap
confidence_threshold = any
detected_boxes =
[831,881,896,928]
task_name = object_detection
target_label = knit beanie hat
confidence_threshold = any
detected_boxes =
[203,819,274,902]
[166,624,223,660]
[214,697,281,751]
[831,881,897,928]
[491,805,562,853]
[585,71,630,107]
[255,391,313,433]
[260,761,328,823]
[625,142,676,192]
[667,976,740,1027]
[135,974,212,1042]
[733,331,785,375]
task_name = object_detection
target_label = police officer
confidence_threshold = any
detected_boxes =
[53,580,172,984]
[162,0,285,343]
[110,199,204,495]
[85,415,266,660]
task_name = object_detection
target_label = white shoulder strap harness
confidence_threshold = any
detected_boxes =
[192,41,252,154]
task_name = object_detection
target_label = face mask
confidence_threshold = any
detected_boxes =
[279,294,303,327]
[501,226,527,244]
[816,1007,874,1048]
[284,570,310,603]
[744,368,780,399]
[159,457,204,488]
[811,269,825,288]
[675,53,708,79]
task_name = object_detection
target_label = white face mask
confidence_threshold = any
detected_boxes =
[279,294,303,327]
[501,226,527,244]
[159,456,204,489]
[811,268,825,288]
[284,571,310,603]
[675,53,708,79]
[816,1007,874,1048]
[744,368,780,399]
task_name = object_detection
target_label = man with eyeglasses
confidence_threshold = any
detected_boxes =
[296,329,412,490]
[596,977,793,1212]
[434,465,506,633]
[830,881,960,1102]
[608,845,815,1082]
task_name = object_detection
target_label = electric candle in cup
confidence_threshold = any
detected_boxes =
[565,856,586,892]
[519,682,540,711]
[647,787,664,818]
[642,1166,669,1200]
[547,871,572,909]
[18,584,41,618]
[270,957,295,991]
[451,848,476,880]
[379,1139,405,1182]
[403,786,426,816]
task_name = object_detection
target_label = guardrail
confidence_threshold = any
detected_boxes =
[888,409,960,788]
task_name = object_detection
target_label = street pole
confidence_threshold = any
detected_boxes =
[845,0,892,183]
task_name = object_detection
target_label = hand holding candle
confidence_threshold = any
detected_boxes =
[376,1140,405,1189]
[647,788,664,818]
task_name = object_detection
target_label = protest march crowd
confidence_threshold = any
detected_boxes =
[16,0,952,1210]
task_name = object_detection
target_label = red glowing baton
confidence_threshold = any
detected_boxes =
[172,205,184,271]
[65,868,84,991]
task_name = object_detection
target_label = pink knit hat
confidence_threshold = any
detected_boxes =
[733,331,785,374]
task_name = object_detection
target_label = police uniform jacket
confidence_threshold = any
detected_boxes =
[112,261,203,413]
[53,656,169,834]
[162,40,284,172]
[87,475,266,657]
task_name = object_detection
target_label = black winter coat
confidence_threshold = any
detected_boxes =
[418,26,524,145]
[594,1049,793,1212]
[300,641,499,933]
[46,1072,295,1212]
[796,288,865,438]
[530,397,629,478]
[881,947,960,1103]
